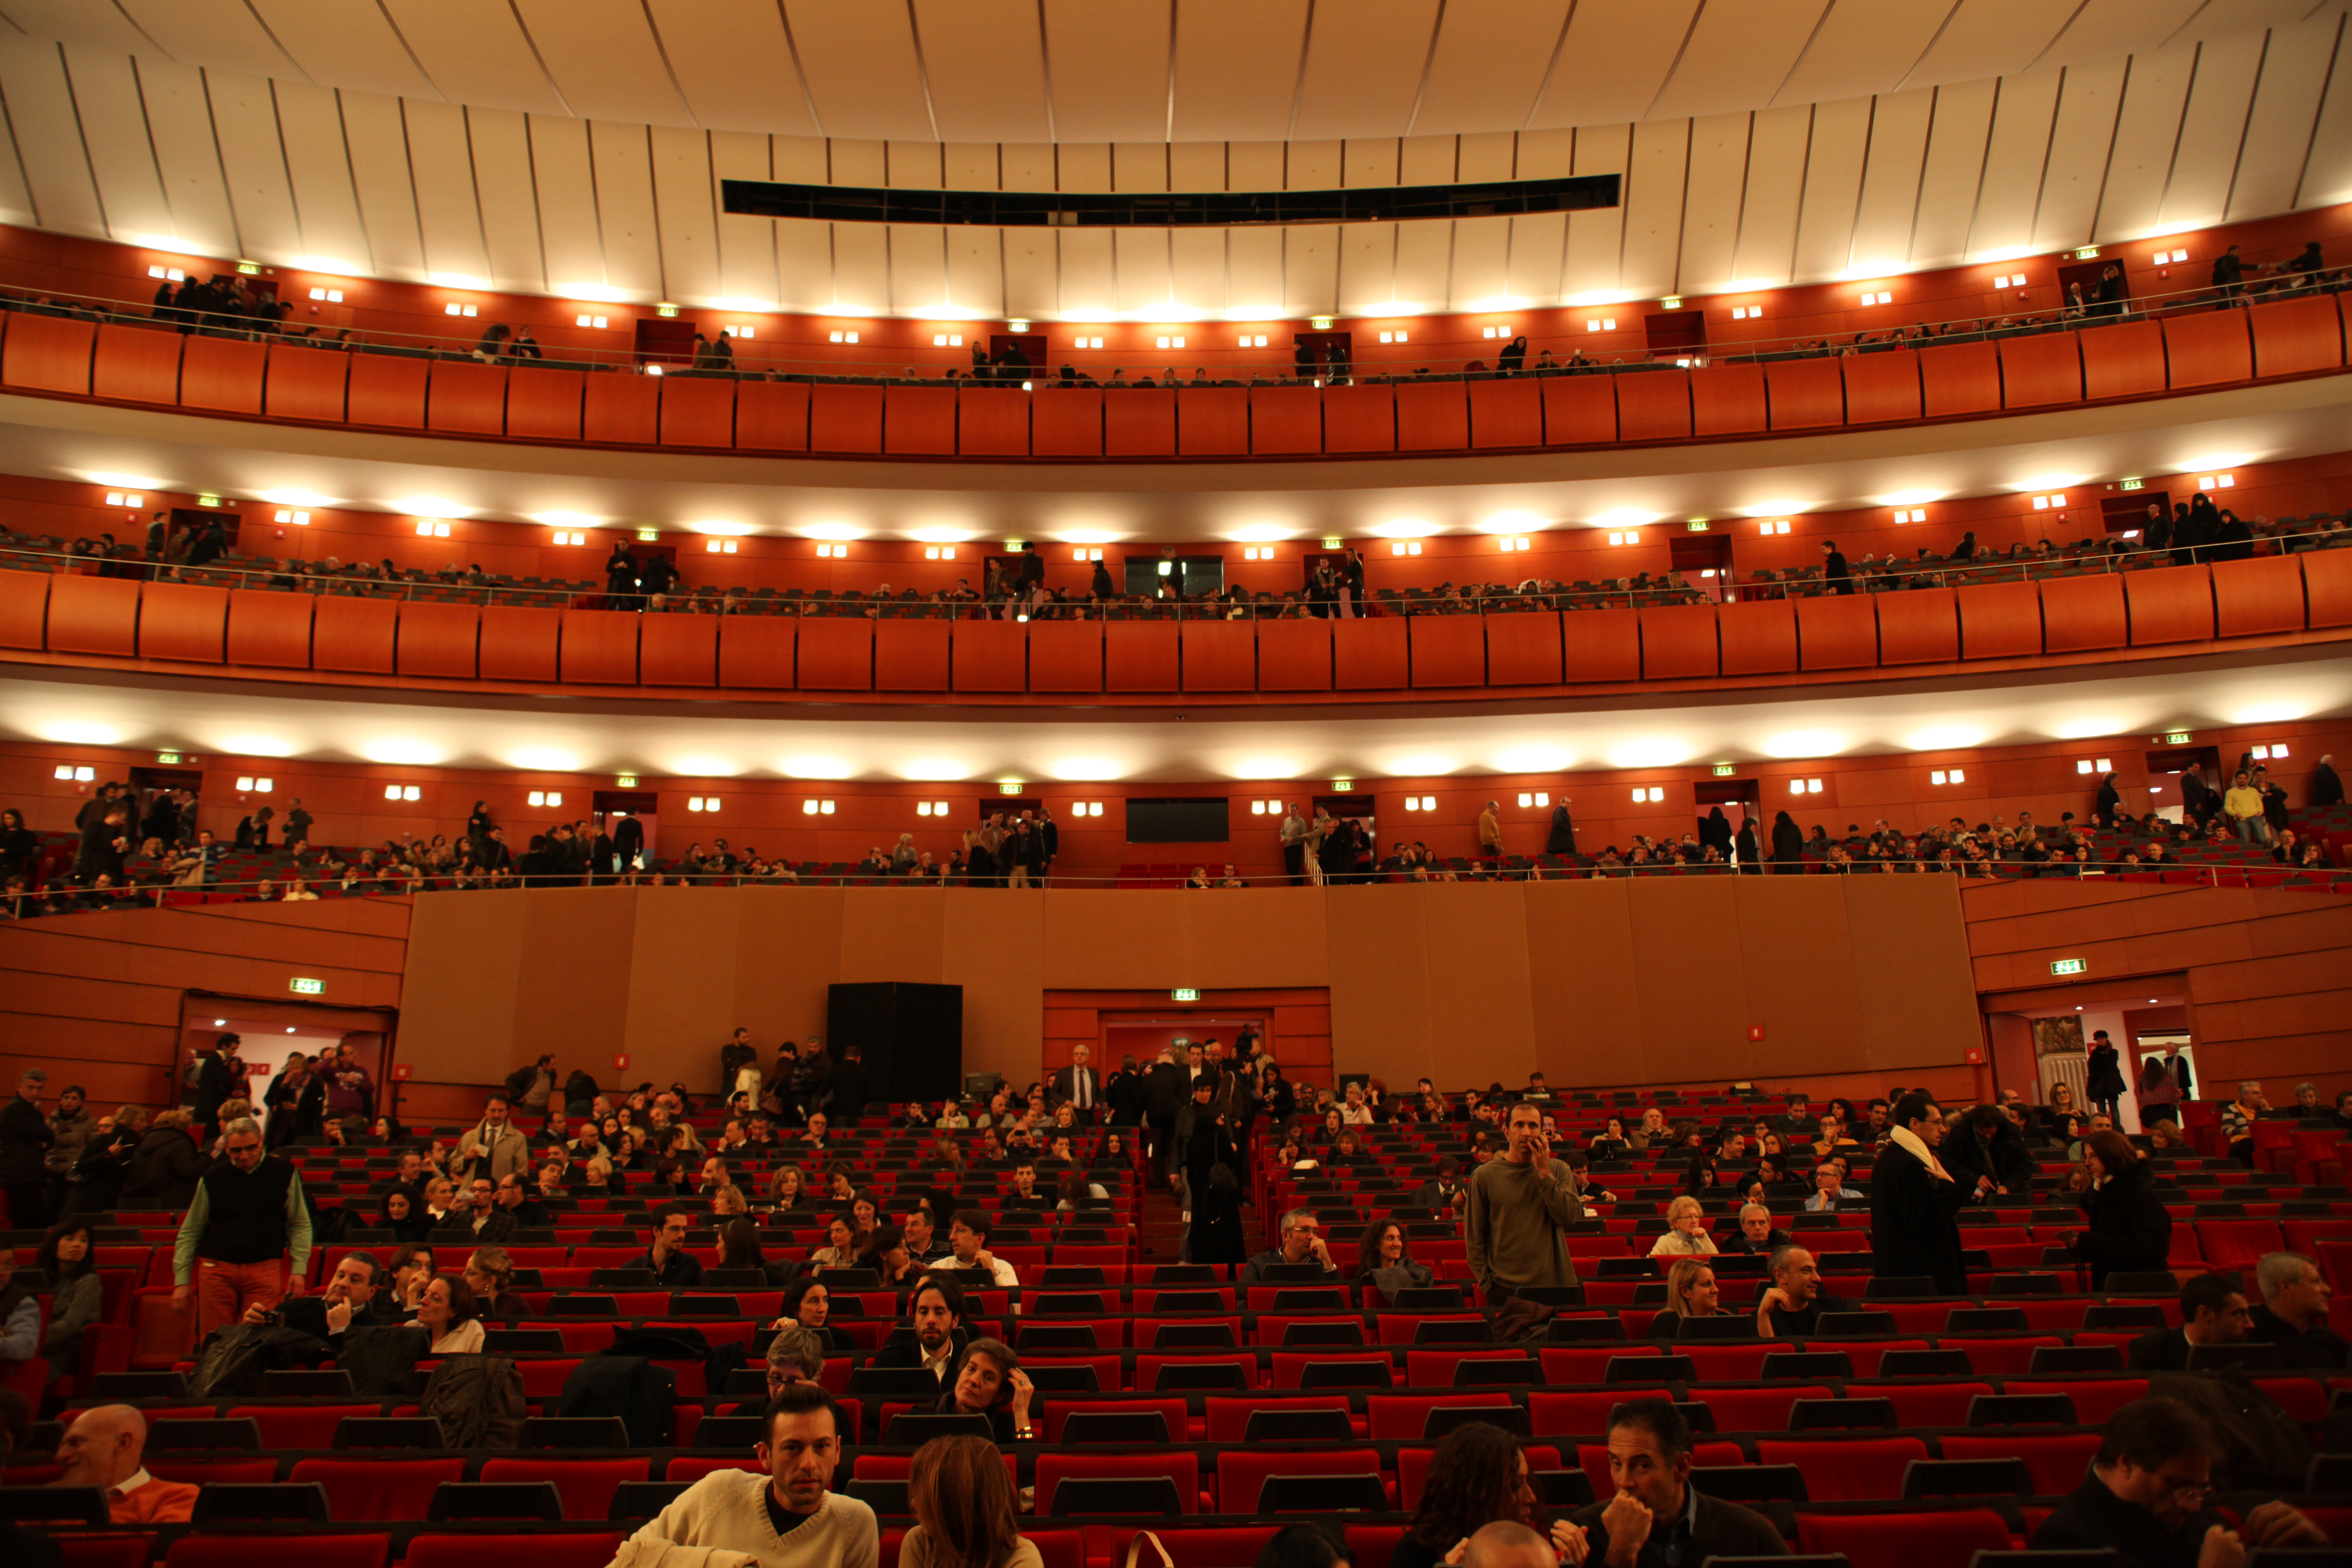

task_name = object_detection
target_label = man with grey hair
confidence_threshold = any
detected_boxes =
[1238,1207,1340,1286]
[172,1114,312,1337]
[0,1068,54,1230]
[2248,1251,2344,1369]
[2220,1081,2267,1166]
[1721,1202,1791,1256]
[727,1324,829,1415]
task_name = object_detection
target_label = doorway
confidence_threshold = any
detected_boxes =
[1694,779,1759,859]
[2143,745,2220,821]
[180,992,400,1134]
[634,316,699,368]
[593,789,659,867]
[1123,554,1225,598]
[2102,492,2172,539]
[1100,1012,1271,1066]
[987,334,1047,379]
[2057,259,2125,315]
[1670,534,1733,601]
[1291,331,1353,383]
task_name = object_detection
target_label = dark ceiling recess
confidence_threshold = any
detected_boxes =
[719,176,1622,228]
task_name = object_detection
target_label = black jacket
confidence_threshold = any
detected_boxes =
[1769,813,1804,870]
[0,1096,53,1184]
[1144,1061,1188,1126]
[1943,1120,2037,1196]
[1544,805,1577,856]
[2247,1303,2351,1369]
[1868,1139,1970,1293]
[2125,1326,2194,1372]
[2313,760,2345,808]
[828,1058,873,1122]
[1565,1491,1785,1565]
[2032,1472,2222,1568]
[2073,1159,2172,1285]
[1106,1070,1151,1127]
[122,1124,209,1207]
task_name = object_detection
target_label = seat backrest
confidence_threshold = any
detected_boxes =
[1756,1438,1930,1501]
[1795,1506,2013,1568]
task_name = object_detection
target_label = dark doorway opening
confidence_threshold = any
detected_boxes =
[1123,554,1224,598]
[634,316,699,368]
[1645,309,1707,361]
[2142,745,2221,820]
[165,506,235,557]
[1670,533,1733,600]
[988,334,1048,378]
[129,766,204,797]
[1694,779,1760,858]
[593,790,659,867]
[2101,491,2172,538]
[2057,259,2125,315]
[1291,330,1353,382]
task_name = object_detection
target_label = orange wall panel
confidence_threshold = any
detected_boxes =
[1395,381,1469,451]
[958,387,1029,455]
[345,351,427,428]
[1918,339,2001,417]
[657,377,735,448]
[310,595,398,673]
[1333,616,1408,689]
[2249,295,2343,376]
[1323,384,1397,453]
[1104,388,1177,456]
[505,367,583,440]
[2305,547,2352,629]
[2163,308,2254,387]
[1248,386,1320,454]
[882,384,955,455]
[0,570,42,649]
[45,573,139,655]
[2080,320,2166,399]
[90,322,181,403]
[2038,573,2128,653]
[477,605,561,682]
[1484,611,1563,686]
[135,580,226,663]
[1,311,93,394]
[1689,361,1767,436]
[1615,369,1692,441]
[1876,588,1957,665]
[1717,598,1797,676]
[1639,604,1718,679]
[948,619,1022,691]
[1764,356,1843,430]
[1955,580,2042,659]
[1033,388,1104,456]
[641,612,719,686]
[1256,617,1333,690]
[559,609,641,684]
[583,374,658,444]
[735,379,810,450]
[1026,619,1101,691]
[395,601,480,678]
[1542,374,1617,444]
[1996,331,2083,408]
[1408,614,1485,687]
[1176,387,1248,456]
[1181,620,1256,691]
[717,615,795,688]
[176,335,265,414]
[1105,620,1179,691]
[809,382,884,454]
[2122,564,2215,646]
[1795,593,1877,671]
[1841,349,1920,423]
[263,343,348,422]
[2210,554,2306,637]
[876,617,952,690]
[426,360,509,435]
[1468,378,1541,448]
[1562,608,1639,682]
[794,617,872,689]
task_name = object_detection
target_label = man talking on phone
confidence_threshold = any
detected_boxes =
[1467,1099,1585,1306]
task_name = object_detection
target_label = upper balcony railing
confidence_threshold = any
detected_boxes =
[1,270,2347,463]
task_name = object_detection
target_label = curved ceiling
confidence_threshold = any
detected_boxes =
[0,2,2347,316]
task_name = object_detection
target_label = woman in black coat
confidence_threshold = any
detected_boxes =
[1188,1161,1246,1265]
[120,1112,208,1207]
[2071,1131,2171,1287]
[2093,772,2123,830]
[2084,1033,2125,1118]
[1734,818,1761,873]
[1698,807,1732,859]
[1545,803,1578,856]
[1769,811,1804,875]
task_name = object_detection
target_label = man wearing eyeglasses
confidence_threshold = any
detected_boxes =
[2031,1397,2323,1567]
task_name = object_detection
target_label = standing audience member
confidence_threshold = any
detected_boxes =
[171,1116,311,1337]
[1870,1091,1978,1293]
[2071,1129,2172,1287]
[0,1071,53,1229]
[2029,1398,2325,1564]
[1465,1102,1583,1305]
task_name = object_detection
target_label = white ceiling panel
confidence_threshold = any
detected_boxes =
[1169,142,1226,191]
[943,226,1005,319]
[206,71,304,262]
[2034,0,2208,73]
[2033,60,2128,252]
[1336,219,1398,315]
[1301,7,1435,144]
[944,143,1000,191]
[270,80,372,274]
[774,137,828,183]
[1730,105,1811,286]
[1114,144,1169,192]
[137,56,245,256]
[784,1,931,145]
[911,0,1052,146]
[1532,0,1701,130]
[1774,0,1942,107]
[0,35,104,234]
[2162,30,2269,232]
[60,46,174,246]
[1448,214,1512,309]
[1506,212,1568,308]
[1968,69,2062,260]
[1413,0,1571,138]
[1282,223,1340,316]
[337,91,426,280]
[771,218,838,315]
[1848,88,1936,274]
[1905,0,2076,91]
[246,0,443,102]
[2232,14,2342,219]
[1169,0,1308,144]
[646,0,820,138]
[1618,120,1690,300]
[709,130,780,307]
[1001,144,1055,191]
[829,222,890,313]
[1562,125,1630,299]
[588,120,663,299]
[1114,228,1174,317]
[1790,98,1872,284]
[999,225,1057,320]
[890,224,949,317]
[1910,79,1999,268]
[650,125,720,305]
[1042,0,1172,146]
[2092,46,2197,242]
[1056,144,1112,194]
[464,107,548,296]
[1344,139,1399,188]
[830,140,886,188]
[1675,113,1751,294]
[400,98,490,286]
[1287,139,1343,190]
[0,0,155,58]
[525,115,606,297]
[1518,128,1573,179]
[1390,217,1453,314]
[1226,225,1285,315]
[115,0,297,81]
[1055,228,1115,319]
[1398,136,1455,185]
[888,142,944,190]
[378,0,568,118]
[1168,227,1228,318]
[512,0,689,128]
[1653,0,1823,124]
[1456,133,1513,184]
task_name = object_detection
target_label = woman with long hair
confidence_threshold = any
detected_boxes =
[1647,1257,1726,1337]
[462,1246,526,1327]
[1394,1421,1570,1568]
[718,1216,797,1286]
[902,1432,1042,1568]
[809,1214,858,1270]
[769,1163,808,1207]
[414,1273,483,1352]
[1357,1218,1436,1304]
[35,1219,101,1383]
[378,1184,431,1243]
[2070,1128,2172,1288]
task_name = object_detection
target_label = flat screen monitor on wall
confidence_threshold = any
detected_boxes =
[1126,797,1231,843]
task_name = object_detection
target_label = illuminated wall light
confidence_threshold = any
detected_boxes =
[722,325,754,339]
[2154,248,2188,263]
[1073,335,1104,349]
[646,364,665,377]
[816,543,850,559]
[1584,318,1617,332]
[705,539,739,554]
[1929,768,1968,785]
[1891,508,1926,524]
[1789,778,1823,794]
[2030,493,2069,510]
[575,314,609,328]
[1516,792,1550,808]
[691,796,732,813]
[275,509,311,526]
[551,529,586,546]
[1243,546,1271,560]
[2197,473,2235,490]
[147,266,186,281]
[1991,274,2019,289]
[1860,290,1893,305]
[929,333,965,347]
[1606,531,1641,546]
[1378,330,1411,343]
[1153,334,1186,349]
[1730,306,1761,320]
[1759,520,1791,535]
[1388,541,1423,556]
[1068,547,1102,562]
[443,302,478,317]
[413,520,452,537]
[2252,743,2290,760]
[103,491,144,507]
[307,286,344,302]
[828,330,860,344]
[924,545,959,560]
[1630,787,1663,803]
[1237,333,1268,347]
[382,784,422,802]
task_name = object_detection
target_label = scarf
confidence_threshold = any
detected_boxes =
[1886,1123,1953,1183]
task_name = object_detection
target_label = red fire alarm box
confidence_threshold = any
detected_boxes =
[613,1053,631,1072]
[1747,1025,1765,1042]
[1964,1046,1986,1065]
[390,1063,413,1081]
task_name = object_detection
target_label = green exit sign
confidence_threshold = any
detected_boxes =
[2050,959,2087,977]
[155,751,181,765]
[2164,732,2192,745]
[1712,764,1735,777]
[1171,988,1199,1002]
[289,977,325,995]
[2120,479,2144,491]
[1686,521,1709,531]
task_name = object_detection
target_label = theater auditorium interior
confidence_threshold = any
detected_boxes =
[2,3,2352,1566]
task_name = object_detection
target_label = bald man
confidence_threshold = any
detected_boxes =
[1462,1522,1557,1568]
[52,1404,198,1523]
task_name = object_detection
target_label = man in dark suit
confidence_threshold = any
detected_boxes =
[1869,1091,1981,1294]
[1408,1154,1469,1220]
[609,811,644,872]
[1049,1043,1101,1123]
[1561,1399,1786,1564]
[1822,539,1853,595]
[2128,1271,2250,1371]
[869,1277,968,1385]
[1143,1047,1189,1179]
[827,1044,872,1128]
[2164,1047,2193,1100]
[244,1252,401,1344]
[1106,1054,1150,1127]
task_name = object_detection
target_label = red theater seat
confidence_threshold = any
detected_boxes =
[1035,1450,1202,1514]
[289,1456,465,1519]
[168,1538,389,1568]
[408,1539,621,1568]
[1801,1510,2014,1567]
[1759,1437,1929,1501]
[1215,1447,1389,1513]
[479,1457,651,1521]
[1938,1431,2099,1496]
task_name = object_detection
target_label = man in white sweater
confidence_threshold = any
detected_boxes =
[629,1382,877,1568]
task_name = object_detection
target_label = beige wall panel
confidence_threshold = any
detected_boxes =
[618,891,744,1080]
[2159,29,2266,232]
[838,889,947,984]
[1629,877,1753,1083]
[1911,79,1998,268]
[2096,44,2199,241]
[1041,891,1194,990]
[1524,878,1645,1090]
[1970,72,2063,260]
[1847,875,1980,1071]
[1676,113,1751,295]
[1186,888,1330,991]
[1420,882,1538,1088]
[512,887,640,1065]
[2034,59,2128,252]
[1790,97,1872,283]
[732,886,845,1043]
[1848,88,1935,274]
[396,892,526,1076]
[940,887,1042,1086]
[1731,105,1811,286]
[2232,15,2341,219]
[1731,877,1861,1075]
[1323,885,1434,1088]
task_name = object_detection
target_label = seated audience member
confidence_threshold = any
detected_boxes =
[944,1210,1021,1289]
[1359,1218,1438,1303]
[2071,1128,2172,1288]
[1240,1207,1343,1285]
[719,1216,798,1285]
[809,1215,858,1271]
[2030,1397,2326,1565]
[627,1382,878,1568]
[1408,1154,1469,1217]
[1648,1258,1731,1337]
[1392,1419,1580,1568]
[1945,1103,2037,1196]
[1323,1128,1374,1168]
[874,1277,968,1382]
[1254,1524,1351,1568]
[1803,1162,1864,1212]
[2129,1271,2251,1372]
[1558,1400,1785,1565]
[51,1403,199,1522]
[899,1202,951,1266]
[379,1184,430,1241]
[856,1223,917,1287]
[387,1243,436,1310]
[1054,1168,1108,1210]
[462,1246,526,1327]
[1648,1195,1719,1257]
[1755,1246,1851,1338]
[639,1202,705,1286]
[1558,1148,1617,1207]
[900,1433,1043,1568]
[0,1248,40,1373]
[775,1277,847,1354]
[1587,1117,1633,1160]
[2219,1081,2267,1166]
[926,1336,1035,1443]
[413,1272,484,1352]
[2248,1250,2345,1368]
[1717,1202,1791,1256]
[729,1325,829,1416]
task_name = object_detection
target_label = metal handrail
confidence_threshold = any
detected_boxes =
[7,260,2342,383]
[4,524,2344,623]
